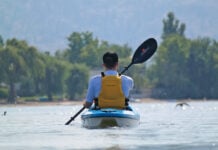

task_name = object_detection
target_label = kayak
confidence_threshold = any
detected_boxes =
[81,106,140,129]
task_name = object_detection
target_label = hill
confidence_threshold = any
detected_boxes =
[0,0,217,53]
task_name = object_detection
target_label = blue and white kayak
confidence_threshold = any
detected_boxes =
[81,106,140,129]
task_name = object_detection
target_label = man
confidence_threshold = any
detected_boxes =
[83,51,134,109]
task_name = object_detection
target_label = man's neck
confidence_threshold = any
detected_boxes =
[105,68,116,71]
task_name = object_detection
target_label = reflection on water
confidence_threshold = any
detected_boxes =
[0,101,218,149]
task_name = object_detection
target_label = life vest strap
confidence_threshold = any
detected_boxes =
[94,98,100,109]
[101,72,105,77]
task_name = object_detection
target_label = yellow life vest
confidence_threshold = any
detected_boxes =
[98,73,126,109]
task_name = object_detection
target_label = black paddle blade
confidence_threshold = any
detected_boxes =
[132,38,157,64]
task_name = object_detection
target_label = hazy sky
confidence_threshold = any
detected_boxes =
[0,0,217,52]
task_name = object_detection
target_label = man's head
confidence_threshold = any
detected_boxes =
[103,52,118,69]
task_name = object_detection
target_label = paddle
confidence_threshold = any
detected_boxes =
[65,38,158,125]
[65,106,85,125]
[120,38,157,74]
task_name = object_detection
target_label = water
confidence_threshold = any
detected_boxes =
[1,101,218,150]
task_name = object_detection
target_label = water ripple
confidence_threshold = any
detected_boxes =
[1,101,218,149]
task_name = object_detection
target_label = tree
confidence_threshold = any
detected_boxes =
[127,64,147,92]
[186,38,218,98]
[0,41,27,103]
[17,46,46,96]
[147,35,190,98]
[65,64,89,100]
[62,31,133,69]
[79,38,100,68]
[148,11,218,99]
[65,31,98,64]
[41,53,69,101]
[162,12,186,39]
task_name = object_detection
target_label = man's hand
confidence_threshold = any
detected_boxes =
[83,101,92,108]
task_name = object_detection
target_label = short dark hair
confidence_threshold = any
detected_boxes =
[103,52,118,69]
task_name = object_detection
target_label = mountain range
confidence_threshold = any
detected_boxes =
[0,0,217,53]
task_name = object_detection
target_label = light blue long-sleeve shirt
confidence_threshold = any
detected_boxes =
[86,70,134,103]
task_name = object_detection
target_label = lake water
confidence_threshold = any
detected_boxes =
[1,101,218,150]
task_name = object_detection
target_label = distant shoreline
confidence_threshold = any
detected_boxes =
[0,98,217,107]
[0,100,83,107]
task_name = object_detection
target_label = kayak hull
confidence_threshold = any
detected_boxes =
[81,107,140,129]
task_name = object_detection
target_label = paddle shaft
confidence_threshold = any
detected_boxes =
[119,63,133,75]
[65,106,85,125]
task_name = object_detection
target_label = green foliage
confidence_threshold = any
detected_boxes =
[128,64,147,92]
[0,39,29,103]
[186,38,218,98]
[0,32,135,103]
[0,46,27,82]
[162,12,186,39]
[17,77,35,97]
[65,64,89,100]
[3,12,218,102]
[148,33,218,99]
[146,12,218,99]
[147,35,190,98]
[62,31,132,69]
[65,31,97,64]
[0,87,8,98]
[41,54,70,101]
